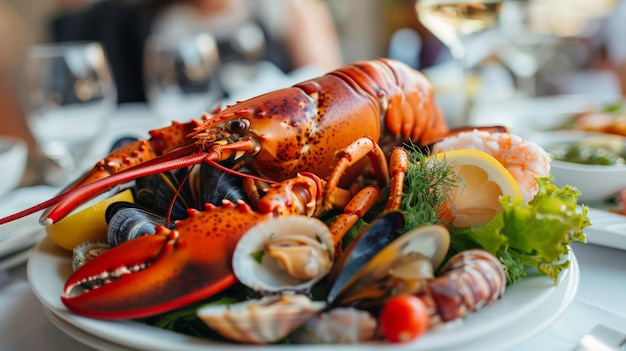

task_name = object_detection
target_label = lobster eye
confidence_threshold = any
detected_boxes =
[230,120,247,135]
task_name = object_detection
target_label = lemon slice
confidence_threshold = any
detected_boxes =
[431,149,522,228]
[45,189,134,251]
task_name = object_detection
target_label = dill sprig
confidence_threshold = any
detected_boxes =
[400,144,456,231]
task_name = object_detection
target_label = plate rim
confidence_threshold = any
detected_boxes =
[28,235,580,351]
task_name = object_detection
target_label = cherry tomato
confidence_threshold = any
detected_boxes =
[379,294,430,343]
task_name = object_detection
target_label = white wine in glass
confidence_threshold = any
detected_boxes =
[416,0,502,63]
[415,0,503,125]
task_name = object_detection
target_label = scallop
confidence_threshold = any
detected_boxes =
[196,294,327,344]
[232,215,334,294]
[327,211,451,308]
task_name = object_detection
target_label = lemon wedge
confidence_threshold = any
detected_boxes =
[45,189,134,251]
[431,149,522,228]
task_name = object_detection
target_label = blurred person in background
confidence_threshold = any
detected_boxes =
[50,0,344,104]
[0,3,42,185]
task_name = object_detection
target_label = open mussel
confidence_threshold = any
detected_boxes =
[232,215,334,295]
[105,202,173,247]
[327,210,450,309]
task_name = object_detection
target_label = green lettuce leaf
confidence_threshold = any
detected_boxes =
[450,176,589,285]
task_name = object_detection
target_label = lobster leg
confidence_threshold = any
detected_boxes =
[385,146,409,211]
[0,120,203,225]
[328,185,382,254]
[62,200,274,319]
[66,120,203,192]
[42,138,261,225]
[329,146,408,253]
[324,136,389,207]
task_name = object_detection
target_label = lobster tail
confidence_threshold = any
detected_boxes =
[329,58,448,146]
[378,58,448,145]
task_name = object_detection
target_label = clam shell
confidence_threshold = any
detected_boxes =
[290,307,377,344]
[328,212,450,308]
[196,294,327,344]
[72,241,110,271]
[232,215,334,294]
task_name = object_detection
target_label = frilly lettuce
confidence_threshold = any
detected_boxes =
[449,176,589,284]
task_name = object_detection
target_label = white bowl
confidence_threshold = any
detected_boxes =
[0,136,28,197]
[534,131,626,203]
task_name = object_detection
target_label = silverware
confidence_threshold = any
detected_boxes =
[574,324,626,351]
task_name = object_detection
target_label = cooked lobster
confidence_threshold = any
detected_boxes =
[0,58,448,226]
[2,57,468,320]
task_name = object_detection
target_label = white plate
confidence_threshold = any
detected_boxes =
[28,236,579,351]
[584,206,626,251]
[42,305,137,351]
[0,186,59,258]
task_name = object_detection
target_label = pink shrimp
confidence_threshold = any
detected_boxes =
[431,129,551,203]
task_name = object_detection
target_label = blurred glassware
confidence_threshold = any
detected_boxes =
[606,0,626,96]
[388,28,423,70]
[415,0,503,125]
[144,32,222,121]
[23,41,116,186]
[0,136,28,197]
[496,0,559,96]
[496,0,619,97]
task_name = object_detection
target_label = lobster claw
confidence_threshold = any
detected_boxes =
[61,201,273,319]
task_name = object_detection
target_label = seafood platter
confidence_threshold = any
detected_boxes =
[1,59,588,349]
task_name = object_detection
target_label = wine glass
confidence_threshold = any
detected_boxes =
[415,0,503,125]
[497,0,619,97]
[496,0,564,97]
[23,41,116,186]
[143,32,222,121]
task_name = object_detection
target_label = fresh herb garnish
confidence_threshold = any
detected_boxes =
[400,145,455,231]
[250,250,265,264]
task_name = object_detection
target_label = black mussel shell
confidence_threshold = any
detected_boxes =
[196,163,248,205]
[134,168,193,221]
[326,210,405,306]
[106,202,173,247]
[133,163,248,221]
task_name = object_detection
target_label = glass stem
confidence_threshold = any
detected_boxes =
[516,74,537,97]
[451,44,475,126]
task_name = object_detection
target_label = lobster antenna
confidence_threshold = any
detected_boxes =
[204,158,276,184]
[165,166,194,228]
[0,194,68,224]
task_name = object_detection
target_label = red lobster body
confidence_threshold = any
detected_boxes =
[1,58,454,320]
[0,58,445,225]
